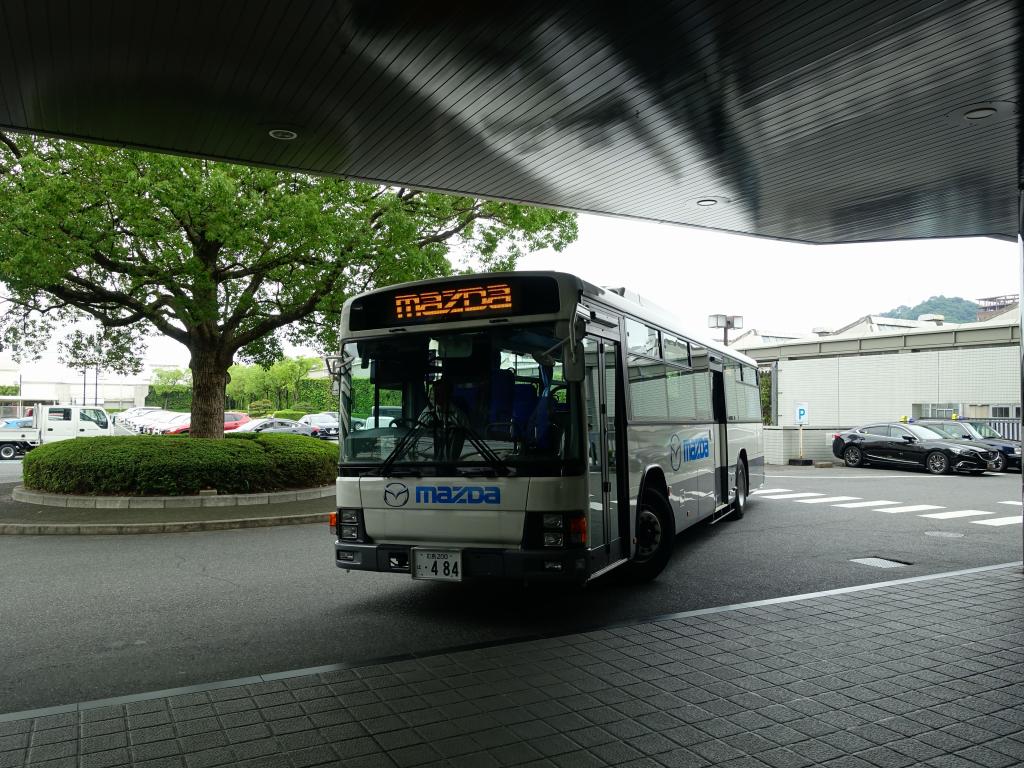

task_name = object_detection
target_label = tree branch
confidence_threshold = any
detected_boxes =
[0,132,22,160]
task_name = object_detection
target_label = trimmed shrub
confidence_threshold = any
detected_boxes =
[273,409,307,420]
[23,434,338,496]
[248,399,273,416]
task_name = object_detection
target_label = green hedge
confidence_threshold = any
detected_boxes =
[296,379,335,412]
[23,433,338,496]
[145,386,192,410]
[273,409,307,420]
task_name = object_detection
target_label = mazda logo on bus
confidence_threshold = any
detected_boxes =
[383,482,409,507]
[669,434,682,471]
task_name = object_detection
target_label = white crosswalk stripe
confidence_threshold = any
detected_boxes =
[752,489,791,495]
[795,496,861,504]
[997,500,1022,506]
[971,516,1023,527]
[758,492,824,500]
[832,500,900,508]
[881,504,944,513]
[919,510,992,519]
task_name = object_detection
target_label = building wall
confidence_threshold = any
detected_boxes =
[776,346,1019,426]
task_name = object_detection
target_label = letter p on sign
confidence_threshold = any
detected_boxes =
[795,402,809,425]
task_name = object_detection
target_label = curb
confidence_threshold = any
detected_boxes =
[11,485,334,508]
[0,512,330,535]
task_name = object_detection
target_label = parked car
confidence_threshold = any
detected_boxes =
[832,422,999,475]
[916,419,1021,472]
[224,412,250,431]
[163,412,251,435]
[299,412,340,439]
[366,405,402,428]
[234,418,315,436]
[125,409,168,432]
[114,406,159,426]
[141,411,188,434]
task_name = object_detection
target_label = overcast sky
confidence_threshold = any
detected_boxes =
[517,214,1020,342]
[10,213,1020,381]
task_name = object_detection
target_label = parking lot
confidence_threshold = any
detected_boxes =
[0,464,1019,714]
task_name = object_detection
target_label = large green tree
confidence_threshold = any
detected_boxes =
[0,134,577,436]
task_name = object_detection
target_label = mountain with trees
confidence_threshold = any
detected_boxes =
[879,295,980,324]
[0,134,577,437]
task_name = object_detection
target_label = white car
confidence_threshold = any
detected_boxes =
[130,410,171,433]
[115,406,159,427]
[144,412,190,434]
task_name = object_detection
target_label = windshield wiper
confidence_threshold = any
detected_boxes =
[458,421,512,477]
[376,410,435,476]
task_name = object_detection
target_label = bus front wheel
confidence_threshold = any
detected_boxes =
[623,489,674,582]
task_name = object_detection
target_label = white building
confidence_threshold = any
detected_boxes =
[0,358,150,417]
[739,307,1020,462]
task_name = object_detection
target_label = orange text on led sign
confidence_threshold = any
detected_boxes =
[394,283,513,320]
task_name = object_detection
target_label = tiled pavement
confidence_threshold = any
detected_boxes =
[2,565,1022,768]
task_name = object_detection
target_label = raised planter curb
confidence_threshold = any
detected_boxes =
[12,485,334,508]
[0,512,330,535]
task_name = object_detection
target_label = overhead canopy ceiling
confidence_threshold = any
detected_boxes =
[0,0,1019,243]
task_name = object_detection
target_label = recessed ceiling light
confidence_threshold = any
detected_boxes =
[963,107,997,120]
[268,128,298,141]
[947,101,1016,127]
[696,198,718,207]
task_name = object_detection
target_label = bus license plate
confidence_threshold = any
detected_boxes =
[412,549,462,582]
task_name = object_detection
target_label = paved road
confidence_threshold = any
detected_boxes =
[1,466,1020,713]
[0,458,22,484]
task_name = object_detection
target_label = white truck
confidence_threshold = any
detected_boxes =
[0,404,111,460]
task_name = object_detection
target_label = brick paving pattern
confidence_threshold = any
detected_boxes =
[1,567,1021,768]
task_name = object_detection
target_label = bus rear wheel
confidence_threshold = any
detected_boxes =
[623,489,674,582]
[730,459,748,520]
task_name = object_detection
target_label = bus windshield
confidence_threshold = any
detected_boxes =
[341,325,583,476]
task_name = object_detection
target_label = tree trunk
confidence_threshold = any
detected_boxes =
[189,347,229,439]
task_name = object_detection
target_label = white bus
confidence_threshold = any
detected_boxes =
[330,272,763,584]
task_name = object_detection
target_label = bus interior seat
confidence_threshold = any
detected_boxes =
[489,369,515,424]
[511,384,537,438]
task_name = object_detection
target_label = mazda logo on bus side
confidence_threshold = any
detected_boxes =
[669,434,682,471]
[384,482,409,507]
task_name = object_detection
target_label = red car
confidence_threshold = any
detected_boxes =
[163,412,251,435]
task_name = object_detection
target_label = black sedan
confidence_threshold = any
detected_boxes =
[916,419,1021,472]
[832,422,999,475]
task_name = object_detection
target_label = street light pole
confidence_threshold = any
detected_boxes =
[707,314,744,346]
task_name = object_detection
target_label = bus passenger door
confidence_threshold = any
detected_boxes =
[710,361,729,508]
[583,336,626,570]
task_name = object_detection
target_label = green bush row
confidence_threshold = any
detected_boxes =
[23,433,338,496]
[273,409,308,421]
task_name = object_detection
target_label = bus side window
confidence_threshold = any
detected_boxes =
[662,333,689,366]
[723,363,742,421]
[627,355,668,420]
[626,319,659,357]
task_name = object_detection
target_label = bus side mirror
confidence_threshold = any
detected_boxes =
[564,342,585,382]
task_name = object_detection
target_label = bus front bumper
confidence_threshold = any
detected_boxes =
[335,541,589,582]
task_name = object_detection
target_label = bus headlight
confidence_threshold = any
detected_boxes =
[340,508,360,524]
[336,508,364,541]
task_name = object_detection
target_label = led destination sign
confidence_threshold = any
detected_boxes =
[348,275,561,331]
[394,283,512,321]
